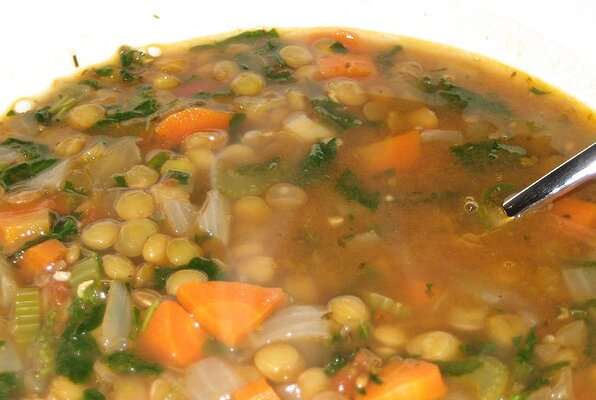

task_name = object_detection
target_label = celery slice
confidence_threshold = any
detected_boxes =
[13,287,41,345]
[363,291,410,318]
[70,256,102,291]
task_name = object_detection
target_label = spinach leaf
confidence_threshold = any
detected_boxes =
[324,354,348,376]
[118,47,148,82]
[104,351,163,375]
[299,138,337,184]
[83,388,105,400]
[166,170,190,184]
[50,215,79,242]
[483,183,515,206]
[330,41,348,53]
[451,140,526,170]
[375,45,403,69]
[0,158,58,189]
[147,151,170,170]
[311,97,363,131]
[336,170,380,211]
[95,67,114,77]
[436,358,483,376]
[460,341,497,356]
[154,257,220,289]
[80,79,101,89]
[96,98,158,126]
[228,112,246,137]
[0,372,19,400]
[514,327,538,364]
[263,65,295,83]
[112,175,128,187]
[192,29,279,50]
[1,138,47,160]
[63,180,87,196]
[34,85,88,125]
[193,89,233,100]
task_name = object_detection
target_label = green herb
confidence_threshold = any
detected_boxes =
[369,373,383,384]
[330,41,348,53]
[95,67,114,77]
[192,89,233,100]
[336,170,379,211]
[34,85,88,125]
[166,170,190,185]
[192,29,279,50]
[105,351,163,375]
[1,138,47,160]
[436,358,483,376]
[113,175,128,187]
[118,47,147,83]
[483,183,515,206]
[311,97,363,131]
[263,65,295,83]
[147,151,170,170]
[154,257,220,289]
[62,180,87,196]
[425,282,434,296]
[451,140,526,169]
[0,158,58,190]
[519,361,570,396]
[358,323,370,340]
[299,138,337,184]
[56,282,106,383]
[375,45,403,69]
[461,341,497,356]
[12,215,79,259]
[0,372,19,400]
[96,99,158,126]
[5,110,15,117]
[229,112,246,137]
[529,87,550,95]
[324,354,348,376]
[83,388,105,400]
[420,76,511,115]
[237,157,281,176]
[81,79,101,89]
[514,327,538,364]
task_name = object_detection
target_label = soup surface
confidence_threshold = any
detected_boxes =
[0,28,595,400]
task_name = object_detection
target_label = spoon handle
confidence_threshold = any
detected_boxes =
[502,142,596,217]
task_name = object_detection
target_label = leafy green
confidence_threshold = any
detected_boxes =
[83,388,106,400]
[1,138,47,160]
[0,372,19,400]
[147,151,170,170]
[419,76,511,115]
[514,327,538,364]
[228,112,246,137]
[192,29,279,50]
[237,157,282,175]
[375,45,403,69]
[56,282,106,383]
[95,67,114,77]
[336,170,380,211]
[330,41,348,53]
[113,175,128,187]
[299,138,337,184]
[451,140,526,170]
[12,214,79,259]
[0,159,58,190]
[154,257,220,289]
[215,157,291,198]
[118,47,148,82]
[530,87,550,95]
[96,98,158,126]
[436,358,483,376]
[80,79,101,89]
[166,170,190,185]
[483,183,515,205]
[324,354,348,376]
[263,65,295,83]
[105,351,163,375]
[311,97,363,131]
[63,180,87,196]
[569,298,596,360]
[34,85,88,125]
[460,341,497,356]
[192,89,233,100]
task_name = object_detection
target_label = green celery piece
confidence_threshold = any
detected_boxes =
[13,287,41,345]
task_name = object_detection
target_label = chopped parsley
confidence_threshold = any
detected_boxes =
[311,97,363,131]
[104,351,163,375]
[336,170,380,211]
[513,327,538,365]
[95,67,114,77]
[63,180,87,196]
[192,29,280,50]
[324,354,348,376]
[451,140,526,170]
[82,388,106,400]
[112,175,128,187]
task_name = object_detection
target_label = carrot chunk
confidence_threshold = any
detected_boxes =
[176,281,287,347]
[18,239,66,281]
[155,107,232,147]
[362,360,446,400]
[233,378,280,400]
[318,55,376,79]
[0,208,51,254]
[357,131,421,174]
[552,197,596,228]
[137,300,208,368]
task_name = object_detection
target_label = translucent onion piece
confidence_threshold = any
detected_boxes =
[13,159,71,193]
[250,305,331,349]
[421,129,464,144]
[185,357,245,400]
[0,147,20,166]
[162,198,196,237]
[363,292,410,318]
[100,281,132,353]
[197,190,232,245]
[87,137,141,188]
[562,267,596,302]
[527,368,574,400]
[0,256,17,314]
[456,356,508,400]
[283,113,334,143]
[0,340,23,373]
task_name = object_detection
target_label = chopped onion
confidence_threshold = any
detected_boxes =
[0,147,20,166]
[87,137,141,188]
[100,281,132,353]
[13,158,71,193]
[283,113,334,143]
[0,256,17,314]
[562,267,596,302]
[197,190,232,245]
[185,357,245,400]
[0,340,23,373]
[162,198,196,237]
[250,305,331,349]
[528,367,574,400]
[343,230,381,250]
[364,292,410,318]
[421,129,464,144]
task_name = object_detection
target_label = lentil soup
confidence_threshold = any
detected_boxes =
[0,28,595,400]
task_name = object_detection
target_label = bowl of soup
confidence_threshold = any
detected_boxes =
[0,3,595,400]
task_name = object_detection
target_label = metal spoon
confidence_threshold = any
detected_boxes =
[502,142,596,217]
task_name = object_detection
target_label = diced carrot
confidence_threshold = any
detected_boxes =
[155,107,232,148]
[233,378,280,400]
[318,55,377,79]
[357,131,421,174]
[0,208,51,253]
[17,239,66,282]
[177,281,287,347]
[136,300,208,369]
[362,360,446,400]
[552,197,596,228]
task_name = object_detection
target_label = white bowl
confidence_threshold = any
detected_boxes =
[1,0,595,112]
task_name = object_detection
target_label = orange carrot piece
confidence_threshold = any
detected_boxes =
[155,107,232,147]
[0,208,51,253]
[177,281,287,347]
[552,197,596,228]
[18,239,66,281]
[137,300,207,369]
[362,360,446,400]
[233,378,280,400]
[357,131,421,174]
[318,55,376,79]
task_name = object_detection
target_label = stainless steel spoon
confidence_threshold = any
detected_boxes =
[502,142,596,217]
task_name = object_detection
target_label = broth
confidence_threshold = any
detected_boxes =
[0,28,594,400]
